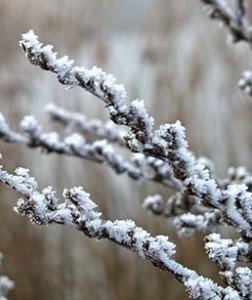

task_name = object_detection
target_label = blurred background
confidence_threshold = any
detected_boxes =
[0,0,252,299]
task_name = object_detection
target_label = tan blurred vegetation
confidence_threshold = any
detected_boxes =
[0,0,252,299]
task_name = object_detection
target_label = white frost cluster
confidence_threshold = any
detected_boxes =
[21,115,41,134]
[21,31,75,86]
[205,233,249,271]
[234,267,252,298]
[142,194,164,214]
[0,165,37,198]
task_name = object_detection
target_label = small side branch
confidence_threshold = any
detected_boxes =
[46,103,127,147]
[198,0,252,97]
[0,111,180,190]
[201,0,252,44]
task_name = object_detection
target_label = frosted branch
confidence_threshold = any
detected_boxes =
[0,156,243,299]
[174,211,221,236]
[0,112,180,189]
[201,0,252,44]
[20,31,252,240]
[46,103,126,147]
[199,0,252,98]
[233,267,252,298]
[0,113,27,144]
[143,193,206,218]
[205,233,250,272]
[205,233,252,297]
[20,31,155,153]
[220,166,252,192]
[46,103,182,187]
[143,194,221,235]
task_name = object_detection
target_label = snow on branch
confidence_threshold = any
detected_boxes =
[0,111,180,189]
[20,31,154,153]
[0,254,14,300]
[0,113,27,144]
[0,154,244,299]
[46,103,126,147]
[143,193,221,235]
[46,103,183,188]
[198,0,252,97]
[205,233,252,298]
[20,31,252,240]
[227,166,252,191]
[174,211,221,236]
[201,0,252,44]
[205,233,250,272]
[143,193,199,218]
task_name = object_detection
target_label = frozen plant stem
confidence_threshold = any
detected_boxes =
[20,31,252,240]
[0,111,180,190]
[200,0,252,44]
[199,0,252,97]
[46,103,127,147]
[0,155,244,299]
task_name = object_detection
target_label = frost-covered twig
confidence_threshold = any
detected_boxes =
[46,103,126,147]
[220,166,252,192]
[130,153,182,189]
[0,254,14,300]
[0,112,181,189]
[205,234,250,272]
[198,0,252,97]
[143,193,206,218]
[201,0,252,44]
[20,31,252,240]
[174,211,221,236]
[20,31,155,153]
[205,233,252,298]
[46,103,182,187]
[0,113,27,144]
[143,157,226,236]
[143,194,221,235]
[0,156,244,299]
